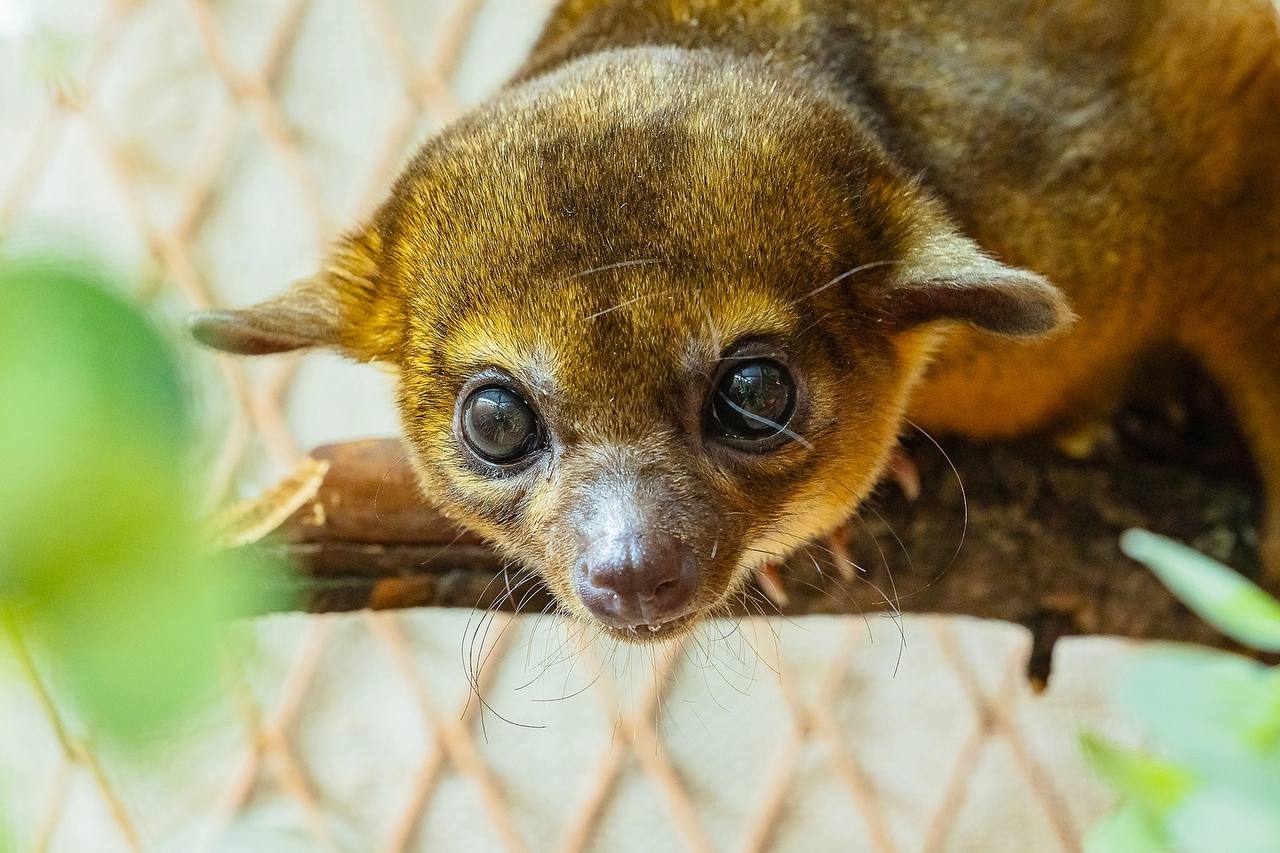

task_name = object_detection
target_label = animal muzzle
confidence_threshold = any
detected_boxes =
[573,528,699,629]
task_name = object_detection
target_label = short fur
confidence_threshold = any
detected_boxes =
[193,0,1280,641]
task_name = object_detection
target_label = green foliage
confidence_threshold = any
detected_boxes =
[1121,530,1280,652]
[0,254,289,750]
[1084,531,1280,853]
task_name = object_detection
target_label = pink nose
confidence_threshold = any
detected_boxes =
[573,531,699,628]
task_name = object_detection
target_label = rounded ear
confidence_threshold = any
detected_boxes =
[882,234,1074,338]
[189,228,399,360]
[189,276,342,356]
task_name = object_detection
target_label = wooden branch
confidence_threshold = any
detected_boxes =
[222,361,1271,678]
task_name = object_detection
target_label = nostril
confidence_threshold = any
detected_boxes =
[652,578,678,598]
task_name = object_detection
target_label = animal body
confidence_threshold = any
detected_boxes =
[194,0,1280,642]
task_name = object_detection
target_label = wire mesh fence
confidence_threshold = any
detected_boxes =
[3,608,1141,852]
[0,1,1138,850]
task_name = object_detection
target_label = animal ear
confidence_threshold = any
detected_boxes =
[189,229,399,360]
[189,276,344,356]
[882,234,1073,338]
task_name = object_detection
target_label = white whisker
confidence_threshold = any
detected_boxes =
[565,257,662,281]
[793,259,902,305]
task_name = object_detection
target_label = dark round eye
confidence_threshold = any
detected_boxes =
[708,359,796,445]
[461,385,542,463]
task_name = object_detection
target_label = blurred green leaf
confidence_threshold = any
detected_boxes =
[1090,533,1280,850]
[1084,803,1171,853]
[1120,529,1280,652]
[0,254,289,747]
[1168,787,1280,853]
[1080,732,1193,815]
[1120,648,1280,805]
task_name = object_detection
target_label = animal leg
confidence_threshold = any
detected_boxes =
[1183,321,1280,582]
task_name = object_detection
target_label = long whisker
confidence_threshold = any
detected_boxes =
[862,503,916,577]
[857,515,897,606]
[584,290,669,321]
[791,259,902,306]
[749,539,873,624]
[461,564,513,695]
[906,419,969,573]
[685,628,742,704]
[517,599,563,691]
[373,448,414,527]
[459,563,546,730]
[716,392,814,449]
[860,506,909,616]
[850,567,908,672]
[473,568,542,686]
[564,257,662,281]
[741,587,784,672]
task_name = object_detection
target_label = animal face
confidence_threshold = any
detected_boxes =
[396,257,909,641]
[193,48,1068,641]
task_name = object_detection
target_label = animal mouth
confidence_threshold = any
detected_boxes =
[601,610,699,643]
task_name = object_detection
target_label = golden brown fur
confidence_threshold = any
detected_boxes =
[193,0,1280,638]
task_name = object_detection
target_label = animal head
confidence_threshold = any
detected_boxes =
[194,48,1069,641]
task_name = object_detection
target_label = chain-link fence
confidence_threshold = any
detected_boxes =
[3,607,1143,852]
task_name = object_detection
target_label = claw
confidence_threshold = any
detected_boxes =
[827,525,860,581]
[885,445,922,501]
[754,562,790,607]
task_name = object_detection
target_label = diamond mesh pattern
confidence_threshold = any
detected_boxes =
[2,611,1137,851]
[0,2,1135,850]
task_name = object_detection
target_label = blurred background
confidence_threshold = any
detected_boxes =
[2,1,1239,851]
[0,0,549,502]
